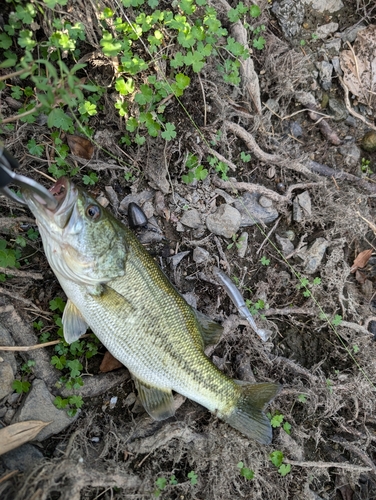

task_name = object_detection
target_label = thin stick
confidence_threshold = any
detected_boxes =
[284,459,371,472]
[0,67,32,81]
[339,76,376,131]
[197,73,207,127]
[0,333,92,352]
[0,469,19,484]
[256,217,280,256]
[205,147,237,171]
[0,267,43,280]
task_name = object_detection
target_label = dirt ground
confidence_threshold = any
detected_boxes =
[1,0,376,499]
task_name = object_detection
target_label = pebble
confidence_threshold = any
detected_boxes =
[234,192,279,227]
[316,61,333,91]
[340,23,366,44]
[169,251,190,267]
[236,231,248,258]
[206,204,241,239]
[193,247,210,265]
[259,196,273,208]
[316,22,339,39]
[301,0,343,13]
[328,97,348,121]
[301,238,329,274]
[290,121,303,138]
[0,442,44,472]
[276,234,294,256]
[293,191,312,222]
[271,0,305,38]
[180,209,202,229]
[339,142,361,169]
[12,379,78,441]
[0,362,14,400]
[119,190,154,213]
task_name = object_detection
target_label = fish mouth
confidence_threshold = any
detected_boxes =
[24,177,77,229]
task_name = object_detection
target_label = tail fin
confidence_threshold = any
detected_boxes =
[223,382,280,444]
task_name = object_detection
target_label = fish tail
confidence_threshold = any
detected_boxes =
[223,382,280,444]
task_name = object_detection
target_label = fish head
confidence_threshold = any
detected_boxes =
[23,177,127,289]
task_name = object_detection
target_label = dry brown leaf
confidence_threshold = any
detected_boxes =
[350,249,373,273]
[340,25,376,109]
[0,420,51,455]
[66,134,94,160]
[99,350,124,373]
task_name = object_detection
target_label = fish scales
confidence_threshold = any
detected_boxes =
[23,178,280,443]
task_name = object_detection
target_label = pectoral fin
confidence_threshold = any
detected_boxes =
[192,309,223,348]
[62,299,88,344]
[133,376,175,421]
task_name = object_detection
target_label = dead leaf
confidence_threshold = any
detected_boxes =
[99,350,124,373]
[350,249,373,273]
[0,420,51,455]
[340,25,376,109]
[66,134,94,160]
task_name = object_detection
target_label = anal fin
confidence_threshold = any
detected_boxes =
[62,299,88,344]
[133,376,175,421]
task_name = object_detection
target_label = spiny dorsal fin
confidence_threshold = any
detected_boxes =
[132,376,175,421]
[192,309,223,348]
[62,299,88,344]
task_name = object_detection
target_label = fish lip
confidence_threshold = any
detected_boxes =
[24,177,77,229]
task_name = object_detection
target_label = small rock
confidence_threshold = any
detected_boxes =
[340,23,366,44]
[331,56,342,75]
[193,247,210,264]
[96,195,109,208]
[12,379,78,441]
[328,97,348,121]
[119,190,154,213]
[276,234,294,256]
[271,0,305,38]
[316,22,339,39]
[206,204,241,239]
[339,142,361,169]
[142,201,154,219]
[265,98,280,113]
[285,230,295,241]
[180,209,202,229]
[104,186,119,211]
[175,222,185,233]
[325,38,342,54]
[297,191,312,216]
[237,232,248,258]
[290,121,303,138]
[214,188,235,205]
[169,251,190,267]
[259,196,273,208]
[0,361,14,400]
[361,131,376,153]
[301,0,343,13]
[302,238,329,274]
[234,192,279,227]
[345,115,357,127]
[182,292,197,309]
[0,442,44,472]
[316,60,333,91]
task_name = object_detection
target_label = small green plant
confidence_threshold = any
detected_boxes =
[331,314,342,326]
[237,461,254,480]
[12,379,31,394]
[82,172,98,186]
[240,151,251,162]
[297,393,307,403]
[154,475,178,497]
[361,158,372,175]
[353,344,360,354]
[207,155,229,180]
[269,450,291,476]
[53,394,84,417]
[269,412,291,435]
[245,297,268,318]
[260,256,270,266]
[182,153,208,183]
[326,379,333,394]
[227,233,245,250]
[300,39,306,46]
[297,275,321,298]
[21,359,36,374]
[187,471,198,485]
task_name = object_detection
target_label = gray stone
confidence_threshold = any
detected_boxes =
[119,190,154,213]
[301,0,343,13]
[345,115,357,127]
[339,142,361,169]
[316,22,339,39]
[169,251,190,268]
[316,60,333,91]
[206,204,241,239]
[259,196,273,208]
[297,191,312,217]
[325,39,342,54]
[340,23,366,44]
[234,192,279,227]
[0,361,14,400]
[193,247,210,264]
[12,379,77,441]
[236,232,248,258]
[180,209,202,229]
[0,443,43,472]
[328,97,348,121]
[0,325,17,375]
[276,234,294,256]
[303,238,329,274]
[271,0,305,38]
[290,122,303,138]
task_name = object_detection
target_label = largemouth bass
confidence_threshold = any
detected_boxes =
[23,177,280,443]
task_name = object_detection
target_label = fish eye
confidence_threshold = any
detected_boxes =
[86,204,101,221]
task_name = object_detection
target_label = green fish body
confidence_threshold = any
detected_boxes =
[23,178,279,443]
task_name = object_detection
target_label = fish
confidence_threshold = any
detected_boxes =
[22,177,280,444]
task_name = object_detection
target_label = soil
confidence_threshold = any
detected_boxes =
[1,1,376,499]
